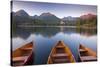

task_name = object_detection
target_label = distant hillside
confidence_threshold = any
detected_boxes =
[62,16,78,25]
[12,10,61,26]
[15,10,29,17]
[12,10,97,27]
[12,10,32,24]
[62,16,77,21]
[30,12,61,25]
[80,13,96,20]
[76,13,97,28]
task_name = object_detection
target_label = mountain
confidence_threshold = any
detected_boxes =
[40,12,54,17]
[39,12,60,24]
[62,16,78,21]
[62,16,78,25]
[12,10,33,25]
[78,13,97,26]
[14,10,29,17]
[30,15,39,19]
[80,13,96,20]
[30,12,61,25]
[12,10,61,25]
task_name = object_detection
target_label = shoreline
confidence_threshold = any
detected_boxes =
[18,25,77,28]
[18,25,96,29]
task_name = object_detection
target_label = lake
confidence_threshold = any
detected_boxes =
[12,26,97,65]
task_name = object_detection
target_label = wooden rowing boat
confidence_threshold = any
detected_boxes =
[79,44,97,62]
[47,41,75,64]
[11,42,34,66]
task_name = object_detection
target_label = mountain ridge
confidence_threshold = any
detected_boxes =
[12,9,97,26]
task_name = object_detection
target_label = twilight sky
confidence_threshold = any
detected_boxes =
[12,1,97,18]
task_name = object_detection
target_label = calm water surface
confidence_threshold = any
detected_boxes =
[12,27,97,65]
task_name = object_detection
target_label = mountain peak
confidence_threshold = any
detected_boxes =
[17,9,25,12]
[15,10,29,17]
[80,13,96,20]
[40,12,54,16]
[62,16,77,21]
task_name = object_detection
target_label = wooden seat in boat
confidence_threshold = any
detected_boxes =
[52,53,69,60]
[53,58,70,63]
[55,46,65,48]
[20,48,33,50]
[79,49,87,53]
[52,53,69,57]
[13,56,28,62]
[80,56,97,61]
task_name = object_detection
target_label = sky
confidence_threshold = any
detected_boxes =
[12,1,97,18]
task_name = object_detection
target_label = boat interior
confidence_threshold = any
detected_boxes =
[12,42,33,66]
[79,45,97,62]
[50,41,72,63]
